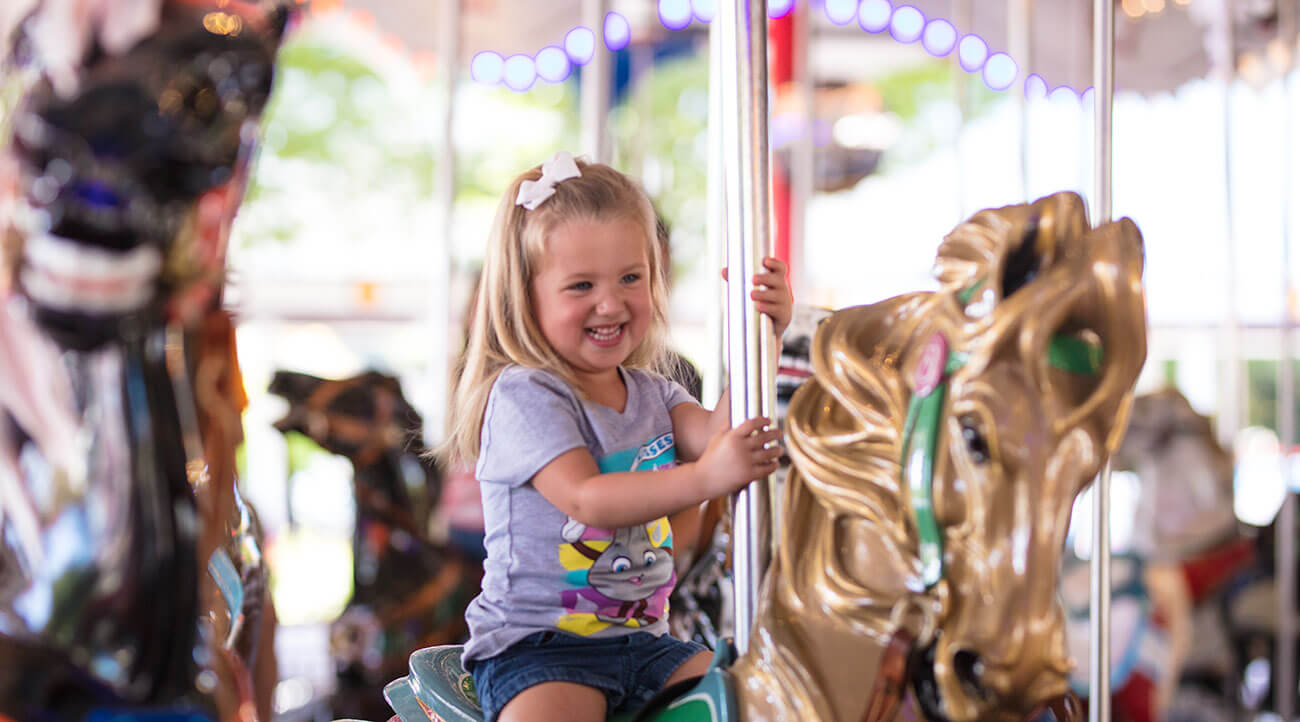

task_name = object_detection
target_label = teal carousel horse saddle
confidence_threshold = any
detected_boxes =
[382,643,738,722]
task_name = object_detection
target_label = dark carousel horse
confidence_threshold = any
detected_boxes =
[0,2,294,720]
[267,369,480,719]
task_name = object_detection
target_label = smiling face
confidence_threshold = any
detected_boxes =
[530,216,653,393]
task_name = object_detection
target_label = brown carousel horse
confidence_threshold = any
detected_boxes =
[0,2,294,720]
[268,369,480,719]
[386,190,1148,722]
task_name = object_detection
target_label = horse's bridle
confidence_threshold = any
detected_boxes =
[902,286,1104,591]
[299,377,407,469]
[866,280,1102,722]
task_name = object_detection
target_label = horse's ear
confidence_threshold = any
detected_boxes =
[360,370,403,394]
[268,369,324,400]
[933,191,1088,304]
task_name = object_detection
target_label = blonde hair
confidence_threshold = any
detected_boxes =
[441,158,670,465]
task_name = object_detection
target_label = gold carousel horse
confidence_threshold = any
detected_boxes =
[384,190,1148,722]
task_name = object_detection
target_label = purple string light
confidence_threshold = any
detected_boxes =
[470,51,504,84]
[982,52,1017,91]
[889,6,925,44]
[857,0,891,32]
[957,34,988,73]
[769,0,796,19]
[535,45,571,83]
[921,18,956,57]
[604,12,631,51]
[564,26,595,65]
[503,54,537,91]
[693,0,716,22]
[472,0,1064,99]
[659,0,693,31]
[825,0,859,26]
[1024,73,1048,99]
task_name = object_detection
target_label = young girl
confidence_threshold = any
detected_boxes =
[444,151,791,722]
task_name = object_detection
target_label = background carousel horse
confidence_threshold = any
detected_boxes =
[0,1,295,719]
[1068,387,1246,722]
[381,190,1147,722]
[268,369,480,720]
[1062,387,1296,721]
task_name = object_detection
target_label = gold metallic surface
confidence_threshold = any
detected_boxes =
[731,192,1148,721]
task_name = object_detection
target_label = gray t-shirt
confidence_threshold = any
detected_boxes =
[462,365,698,662]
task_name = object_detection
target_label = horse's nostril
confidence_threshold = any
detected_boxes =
[952,649,989,699]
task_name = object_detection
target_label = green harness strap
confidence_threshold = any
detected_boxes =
[902,298,1103,589]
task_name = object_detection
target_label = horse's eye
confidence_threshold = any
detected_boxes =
[960,419,990,464]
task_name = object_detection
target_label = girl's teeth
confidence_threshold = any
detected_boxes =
[588,325,621,341]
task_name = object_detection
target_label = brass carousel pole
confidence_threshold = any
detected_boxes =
[718,0,774,654]
[582,0,612,163]
[1276,2,1297,717]
[1089,0,1115,719]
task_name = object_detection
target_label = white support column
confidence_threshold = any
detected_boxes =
[429,0,460,446]
[581,0,612,163]
[1219,0,1243,446]
[1089,0,1115,719]
[718,0,773,655]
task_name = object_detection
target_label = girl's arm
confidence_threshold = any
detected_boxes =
[674,256,793,462]
[532,417,782,529]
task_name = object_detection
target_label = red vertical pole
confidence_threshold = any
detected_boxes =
[769,10,793,267]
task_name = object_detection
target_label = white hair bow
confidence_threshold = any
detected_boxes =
[515,151,582,210]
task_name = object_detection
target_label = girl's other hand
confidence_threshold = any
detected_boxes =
[721,257,794,340]
[696,416,782,497]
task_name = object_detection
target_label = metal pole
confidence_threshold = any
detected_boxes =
[1010,0,1032,201]
[1220,0,1243,445]
[429,0,459,446]
[952,0,969,219]
[581,0,611,163]
[703,14,725,410]
[1275,4,1297,717]
[719,0,773,655]
[1089,0,1114,719]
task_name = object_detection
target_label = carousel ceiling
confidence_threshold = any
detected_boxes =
[3,0,1296,97]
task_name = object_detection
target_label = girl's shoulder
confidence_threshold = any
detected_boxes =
[494,364,579,399]
[622,366,694,404]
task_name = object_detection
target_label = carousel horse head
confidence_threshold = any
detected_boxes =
[734,191,1147,722]
[4,0,293,348]
[1115,387,1238,561]
[268,369,470,720]
[267,368,442,548]
[1,2,295,718]
[269,369,427,470]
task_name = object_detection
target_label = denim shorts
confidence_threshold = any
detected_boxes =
[466,631,706,722]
